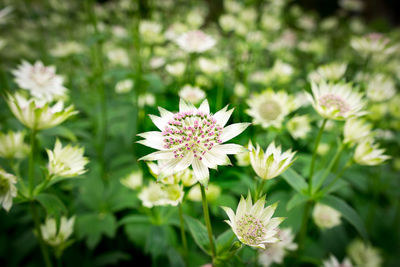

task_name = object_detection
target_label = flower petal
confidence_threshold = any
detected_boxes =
[198,99,210,114]
[219,123,251,143]
[212,144,248,155]
[214,106,234,127]
[139,150,174,161]
[192,158,209,185]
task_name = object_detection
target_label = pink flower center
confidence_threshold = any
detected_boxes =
[236,214,266,245]
[319,94,350,115]
[162,111,223,160]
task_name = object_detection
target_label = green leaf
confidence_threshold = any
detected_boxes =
[281,168,308,195]
[93,251,131,267]
[287,193,309,211]
[118,214,150,227]
[216,229,235,255]
[184,215,211,255]
[144,225,169,260]
[35,193,67,219]
[320,195,368,240]
[42,126,77,142]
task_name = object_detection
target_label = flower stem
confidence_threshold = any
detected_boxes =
[178,203,188,264]
[319,159,353,196]
[30,202,52,267]
[28,129,37,197]
[298,200,312,252]
[200,184,216,261]
[308,118,327,194]
[255,179,266,200]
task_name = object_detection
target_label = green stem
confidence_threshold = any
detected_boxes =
[30,203,52,267]
[319,159,353,196]
[200,184,216,261]
[178,203,188,264]
[255,179,266,200]
[298,201,313,252]
[28,129,37,197]
[308,118,327,194]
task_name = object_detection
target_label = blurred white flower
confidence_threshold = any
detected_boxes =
[287,115,311,139]
[139,182,184,208]
[198,57,226,74]
[41,216,75,246]
[115,79,134,94]
[0,131,30,159]
[351,33,395,57]
[165,23,188,41]
[366,74,396,102]
[107,48,129,66]
[120,170,143,190]
[166,62,185,76]
[178,84,206,104]
[312,203,341,229]
[50,41,84,58]
[322,255,354,267]
[309,63,347,83]
[137,99,249,185]
[147,161,196,186]
[389,95,400,119]
[188,183,221,202]
[340,0,364,12]
[347,239,382,267]
[0,6,13,24]
[261,14,281,31]
[247,89,297,128]
[307,81,365,120]
[139,20,163,44]
[317,143,330,156]
[222,194,284,248]
[0,168,17,212]
[343,118,372,146]
[111,25,128,38]
[186,9,204,28]
[138,93,155,107]
[234,83,247,97]
[175,30,216,53]
[12,61,67,102]
[47,139,88,178]
[219,14,237,32]
[354,139,390,166]
[6,92,77,130]
[149,56,165,69]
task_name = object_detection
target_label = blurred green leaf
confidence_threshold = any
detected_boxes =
[35,193,67,220]
[281,168,308,195]
[184,215,211,255]
[216,229,235,255]
[287,193,309,211]
[93,251,131,267]
[118,214,150,227]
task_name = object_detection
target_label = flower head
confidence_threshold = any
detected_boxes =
[0,168,17,212]
[139,182,184,208]
[343,118,372,146]
[47,139,88,178]
[178,85,206,104]
[351,33,395,57]
[120,170,143,190]
[249,142,296,180]
[12,61,67,102]
[40,216,75,246]
[138,99,250,185]
[308,63,347,83]
[175,30,216,53]
[287,115,311,140]
[188,183,221,202]
[147,161,196,186]
[307,81,365,120]
[347,239,382,267]
[6,92,77,130]
[246,89,297,128]
[115,79,134,94]
[166,62,186,77]
[0,131,30,159]
[323,255,354,267]
[312,203,341,229]
[222,194,284,248]
[366,74,396,102]
[354,139,390,166]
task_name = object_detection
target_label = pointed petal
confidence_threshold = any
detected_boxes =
[137,131,166,150]
[219,123,251,143]
[174,152,194,172]
[149,114,167,131]
[212,144,248,155]
[139,150,174,161]
[214,106,234,127]
[236,196,247,219]
[198,99,210,114]
[179,98,196,113]
[202,150,231,168]
[158,107,174,119]
[222,206,236,223]
[192,158,209,185]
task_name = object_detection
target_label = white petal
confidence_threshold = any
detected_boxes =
[137,131,166,150]
[179,98,196,113]
[236,196,246,219]
[158,107,174,119]
[198,99,210,114]
[219,123,251,143]
[174,152,194,172]
[214,106,234,127]
[192,158,209,185]
[212,144,248,155]
[139,150,174,161]
[222,207,236,223]
[149,114,166,131]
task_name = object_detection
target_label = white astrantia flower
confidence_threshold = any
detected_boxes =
[41,216,75,246]
[188,183,221,202]
[106,48,129,66]
[175,30,216,53]
[0,168,17,212]
[137,99,250,185]
[323,255,354,267]
[287,115,311,140]
[343,118,373,146]
[198,57,227,75]
[308,63,347,83]
[178,85,206,104]
[0,131,30,159]
[147,161,196,187]
[307,81,365,120]
[312,203,342,229]
[219,14,237,32]
[246,89,297,128]
[50,41,84,58]
[138,93,155,107]
[366,74,396,102]
[351,33,395,58]
[354,139,390,166]
[258,228,298,267]
[249,141,296,180]
[120,170,143,190]
[139,20,163,44]
[47,139,88,178]
[139,182,184,208]
[347,239,382,267]
[6,92,77,131]
[115,79,134,94]
[166,62,186,77]
[12,61,67,102]
[222,194,284,249]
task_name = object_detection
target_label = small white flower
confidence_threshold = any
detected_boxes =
[317,143,330,156]
[309,63,347,83]
[343,118,372,146]
[149,56,165,69]
[6,92,77,130]
[0,131,30,159]
[287,115,311,139]
[147,161,196,186]
[219,14,237,32]
[0,6,13,24]
[340,0,364,11]
[234,83,247,97]
[138,93,155,107]
[351,33,395,57]
[47,139,88,178]
[175,30,216,53]
[115,79,134,94]
[50,41,84,58]
[106,48,129,66]
[347,239,382,267]
[120,170,143,190]
[313,203,342,229]
[307,81,365,120]
[139,182,184,208]
[354,139,390,166]
[178,85,206,104]
[222,194,284,248]
[166,62,186,77]
[186,9,205,28]
[41,216,75,246]
[139,20,163,44]
[322,255,354,267]
[138,99,250,185]
[187,183,221,202]
[246,89,297,128]
[165,23,188,41]
[12,61,67,102]
[0,168,17,212]
[249,142,296,180]
[198,57,226,75]
[366,74,396,102]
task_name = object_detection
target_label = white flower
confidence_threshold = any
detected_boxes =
[0,6,13,24]
[317,143,330,156]
[249,142,296,180]
[351,33,395,57]
[165,23,188,41]
[50,41,84,58]
[234,83,247,97]
[6,92,77,130]
[307,81,365,120]
[366,74,396,102]
[138,93,155,107]
[41,216,75,246]
[198,57,226,74]
[175,30,216,53]
[0,131,30,159]
[139,20,163,44]
[347,239,382,267]
[287,115,311,139]
[149,57,165,69]
[139,182,184,208]
[309,63,347,83]
[115,79,134,94]
[178,85,206,104]
[166,62,186,76]
[186,9,204,28]
[219,14,237,32]
[354,139,390,166]
[323,255,354,267]
[106,48,129,66]
[340,0,364,11]
[47,139,88,178]
[187,183,221,202]
[12,61,67,102]
[313,203,341,229]
[137,99,250,185]
[0,168,17,212]
[222,194,284,248]
[147,161,196,186]
[343,118,372,146]
[120,170,143,190]
[246,89,297,128]
[258,228,298,267]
